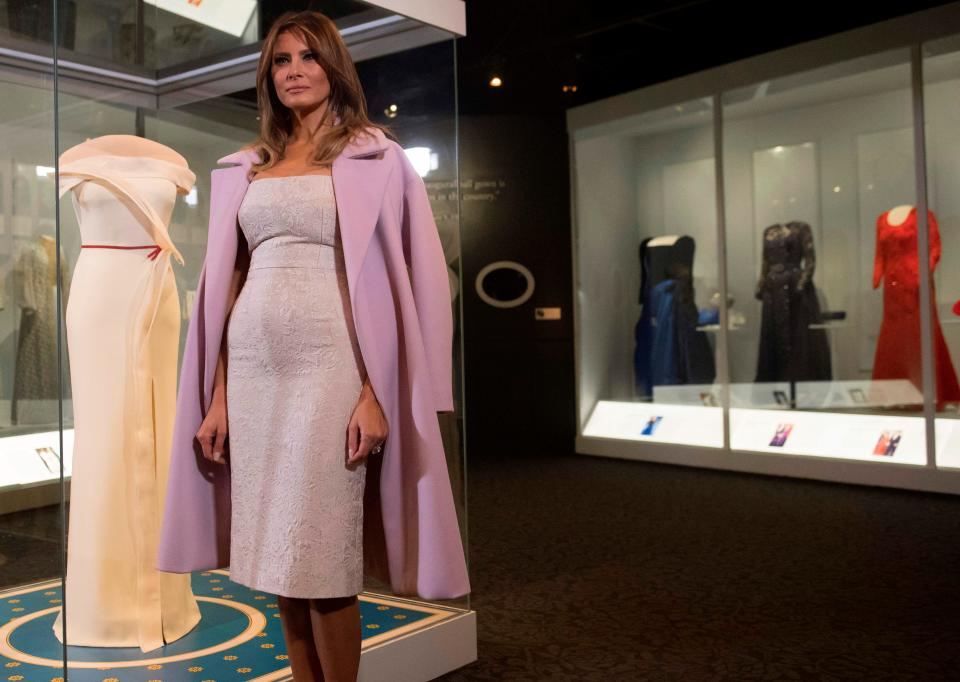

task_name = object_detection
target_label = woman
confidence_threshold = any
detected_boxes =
[157,10,469,681]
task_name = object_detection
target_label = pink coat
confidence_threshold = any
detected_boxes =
[157,128,470,601]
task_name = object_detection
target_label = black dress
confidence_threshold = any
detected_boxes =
[634,236,715,397]
[754,221,832,383]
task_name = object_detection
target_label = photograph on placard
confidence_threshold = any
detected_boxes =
[769,423,794,447]
[641,416,663,436]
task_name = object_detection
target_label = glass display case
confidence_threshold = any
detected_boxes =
[575,98,723,449]
[0,2,473,680]
[570,3,960,494]
[721,49,931,464]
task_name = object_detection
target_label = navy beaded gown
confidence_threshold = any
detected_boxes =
[634,236,715,398]
[754,221,832,384]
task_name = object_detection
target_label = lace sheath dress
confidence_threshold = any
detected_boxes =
[227,174,367,598]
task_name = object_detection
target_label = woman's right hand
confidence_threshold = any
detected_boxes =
[197,392,228,465]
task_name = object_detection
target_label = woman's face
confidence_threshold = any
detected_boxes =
[271,30,331,114]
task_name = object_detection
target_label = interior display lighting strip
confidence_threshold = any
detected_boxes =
[0,46,156,85]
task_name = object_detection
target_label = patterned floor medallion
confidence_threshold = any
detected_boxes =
[0,570,457,681]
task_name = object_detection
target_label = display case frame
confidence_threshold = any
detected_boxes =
[569,2,960,495]
[0,2,474,679]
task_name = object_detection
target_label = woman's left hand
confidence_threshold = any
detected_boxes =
[347,380,389,468]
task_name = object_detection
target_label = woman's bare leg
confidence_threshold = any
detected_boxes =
[278,595,325,681]
[309,595,361,682]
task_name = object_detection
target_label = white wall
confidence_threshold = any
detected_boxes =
[634,125,716,308]
[574,134,639,423]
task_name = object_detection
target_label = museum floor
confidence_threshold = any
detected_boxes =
[439,451,960,681]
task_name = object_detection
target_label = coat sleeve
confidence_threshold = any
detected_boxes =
[756,227,771,299]
[796,221,815,291]
[873,218,884,290]
[398,154,455,413]
[929,210,941,272]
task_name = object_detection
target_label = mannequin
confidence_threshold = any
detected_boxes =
[647,235,681,247]
[12,232,69,424]
[754,221,831,385]
[39,234,56,280]
[59,133,188,167]
[885,204,913,227]
[54,135,199,651]
[634,235,715,397]
[872,204,959,406]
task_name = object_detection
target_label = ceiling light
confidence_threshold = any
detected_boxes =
[489,75,503,88]
[384,103,398,118]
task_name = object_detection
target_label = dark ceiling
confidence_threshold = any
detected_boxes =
[455,0,960,115]
[233,1,960,125]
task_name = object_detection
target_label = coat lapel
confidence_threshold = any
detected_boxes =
[332,130,392,301]
[201,153,254,396]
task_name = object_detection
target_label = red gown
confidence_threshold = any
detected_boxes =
[872,208,960,406]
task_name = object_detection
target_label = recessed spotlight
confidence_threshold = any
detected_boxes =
[833,186,842,193]
[384,103,398,118]
[562,84,578,93]
[489,75,503,88]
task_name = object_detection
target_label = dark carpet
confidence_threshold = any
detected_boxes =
[0,530,60,588]
[440,453,960,681]
[0,504,64,589]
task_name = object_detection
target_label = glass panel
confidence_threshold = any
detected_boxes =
[1,1,388,72]
[0,0,60,48]
[356,37,469,609]
[0,0,66,679]
[44,5,467,678]
[923,34,960,469]
[722,49,926,464]
[49,2,260,667]
[573,99,724,448]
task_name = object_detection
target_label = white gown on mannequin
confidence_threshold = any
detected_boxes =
[54,153,200,652]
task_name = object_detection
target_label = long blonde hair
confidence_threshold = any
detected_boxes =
[252,10,391,172]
